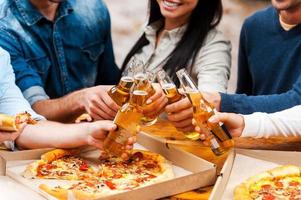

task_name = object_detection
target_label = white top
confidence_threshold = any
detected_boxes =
[128,21,232,93]
[241,105,301,138]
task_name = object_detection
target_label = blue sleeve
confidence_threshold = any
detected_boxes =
[236,21,252,94]
[96,7,121,85]
[0,48,44,120]
[0,27,49,105]
[220,75,301,114]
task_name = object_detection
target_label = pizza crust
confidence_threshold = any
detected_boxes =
[39,184,109,200]
[234,165,301,199]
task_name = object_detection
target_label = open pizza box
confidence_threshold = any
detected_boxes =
[210,148,301,200]
[0,132,216,200]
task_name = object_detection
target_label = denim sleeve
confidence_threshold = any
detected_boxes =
[220,76,301,114]
[96,6,121,85]
[0,27,48,105]
[0,48,44,120]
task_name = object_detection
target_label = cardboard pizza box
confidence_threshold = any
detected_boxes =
[0,132,217,200]
[210,148,301,200]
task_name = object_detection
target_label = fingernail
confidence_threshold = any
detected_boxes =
[146,99,152,104]
[208,117,216,123]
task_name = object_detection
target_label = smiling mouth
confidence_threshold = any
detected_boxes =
[163,0,181,9]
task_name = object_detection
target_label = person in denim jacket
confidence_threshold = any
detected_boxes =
[0,47,134,154]
[0,0,121,122]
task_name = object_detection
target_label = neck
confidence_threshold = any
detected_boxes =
[279,4,301,25]
[29,0,60,21]
[164,15,190,30]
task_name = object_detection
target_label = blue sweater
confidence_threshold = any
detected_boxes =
[221,7,301,114]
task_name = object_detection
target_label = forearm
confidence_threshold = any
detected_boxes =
[241,105,301,138]
[16,121,89,149]
[220,89,301,114]
[32,90,84,122]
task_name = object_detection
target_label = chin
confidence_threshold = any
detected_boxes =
[48,0,67,3]
[271,0,301,10]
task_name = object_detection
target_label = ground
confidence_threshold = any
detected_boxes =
[104,0,269,92]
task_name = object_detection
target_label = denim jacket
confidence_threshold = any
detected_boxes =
[0,0,120,105]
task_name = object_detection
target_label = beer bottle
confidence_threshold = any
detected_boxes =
[107,59,140,106]
[103,83,148,157]
[157,70,200,141]
[176,69,234,156]
[134,69,158,126]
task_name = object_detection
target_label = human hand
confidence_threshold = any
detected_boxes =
[142,83,168,118]
[0,121,26,143]
[194,112,245,140]
[165,97,194,132]
[202,92,222,111]
[87,120,135,159]
[79,85,120,120]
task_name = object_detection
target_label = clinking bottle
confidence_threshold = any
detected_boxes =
[103,84,148,157]
[176,69,234,156]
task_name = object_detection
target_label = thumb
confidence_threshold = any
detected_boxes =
[208,112,228,124]
[94,120,117,132]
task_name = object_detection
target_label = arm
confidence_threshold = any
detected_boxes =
[200,105,301,139]
[220,78,301,114]
[16,120,114,149]
[32,85,119,122]
[241,105,301,138]
[194,29,231,93]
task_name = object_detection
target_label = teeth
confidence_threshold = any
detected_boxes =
[163,0,180,8]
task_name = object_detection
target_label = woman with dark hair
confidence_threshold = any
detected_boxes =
[122,0,231,131]
[122,0,231,91]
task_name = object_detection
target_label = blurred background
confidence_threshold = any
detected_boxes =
[104,0,270,93]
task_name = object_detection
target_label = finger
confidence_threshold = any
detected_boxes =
[101,92,120,112]
[97,99,117,118]
[143,95,167,116]
[127,136,137,144]
[165,97,191,113]
[0,132,17,142]
[167,107,193,122]
[199,134,206,140]
[87,137,104,150]
[125,144,133,150]
[172,118,193,129]
[208,112,227,124]
[89,112,105,121]
[89,105,113,120]
[146,84,164,104]
[177,125,195,133]
[95,120,117,132]
[121,151,131,160]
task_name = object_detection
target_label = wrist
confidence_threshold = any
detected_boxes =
[68,90,86,113]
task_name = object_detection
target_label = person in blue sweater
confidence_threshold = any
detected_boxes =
[166,0,301,131]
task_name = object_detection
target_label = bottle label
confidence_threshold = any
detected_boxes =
[115,128,132,145]
[210,138,220,149]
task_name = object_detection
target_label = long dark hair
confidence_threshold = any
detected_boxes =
[121,0,223,84]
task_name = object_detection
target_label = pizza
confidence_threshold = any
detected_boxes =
[234,165,301,200]
[0,112,37,131]
[23,149,174,199]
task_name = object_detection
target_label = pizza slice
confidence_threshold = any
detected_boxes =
[234,165,301,200]
[23,149,98,180]
[0,112,37,132]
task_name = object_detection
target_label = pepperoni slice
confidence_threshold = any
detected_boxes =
[275,181,283,188]
[79,162,89,171]
[105,181,116,190]
[263,193,275,200]
[289,181,300,187]
[261,184,272,190]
